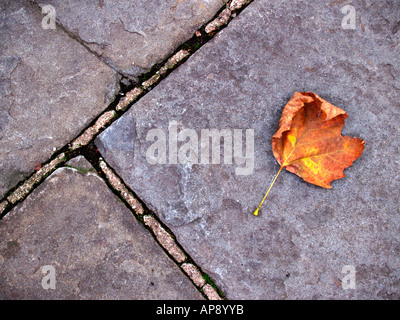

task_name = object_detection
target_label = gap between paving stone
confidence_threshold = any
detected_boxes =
[0,0,120,201]
[82,143,224,299]
[1,0,253,223]
[29,0,251,82]
[1,0,254,298]
[95,0,400,299]
[1,160,205,300]
[70,0,254,150]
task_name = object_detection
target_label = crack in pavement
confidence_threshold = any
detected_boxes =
[1,0,255,299]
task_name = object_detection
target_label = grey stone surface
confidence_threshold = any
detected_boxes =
[0,0,117,199]
[0,158,203,299]
[96,0,400,299]
[38,0,227,77]
[65,155,96,174]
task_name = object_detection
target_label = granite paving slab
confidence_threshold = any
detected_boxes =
[96,0,400,299]
[35,0,227,78]
[0,157,203,299]
[0,0,117,199]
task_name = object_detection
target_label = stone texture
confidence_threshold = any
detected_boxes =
[0,0,117,199]
[96,0,400,299]
[37,0,227,78]
[65,155,96,173]
[0,158,203,300]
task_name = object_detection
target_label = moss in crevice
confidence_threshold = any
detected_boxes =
[64,165,96,175]
[202,273,226,298]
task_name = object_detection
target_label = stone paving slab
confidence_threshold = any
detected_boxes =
[36,0,227,78]
[96,0,400,299]
[0,157,203,299]
[0,0,117,199]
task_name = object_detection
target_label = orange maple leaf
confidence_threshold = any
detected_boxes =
[254,92,365,216]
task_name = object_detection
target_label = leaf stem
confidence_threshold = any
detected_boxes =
[253,165,284,216]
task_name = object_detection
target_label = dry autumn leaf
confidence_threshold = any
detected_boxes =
[254,92,365,216]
